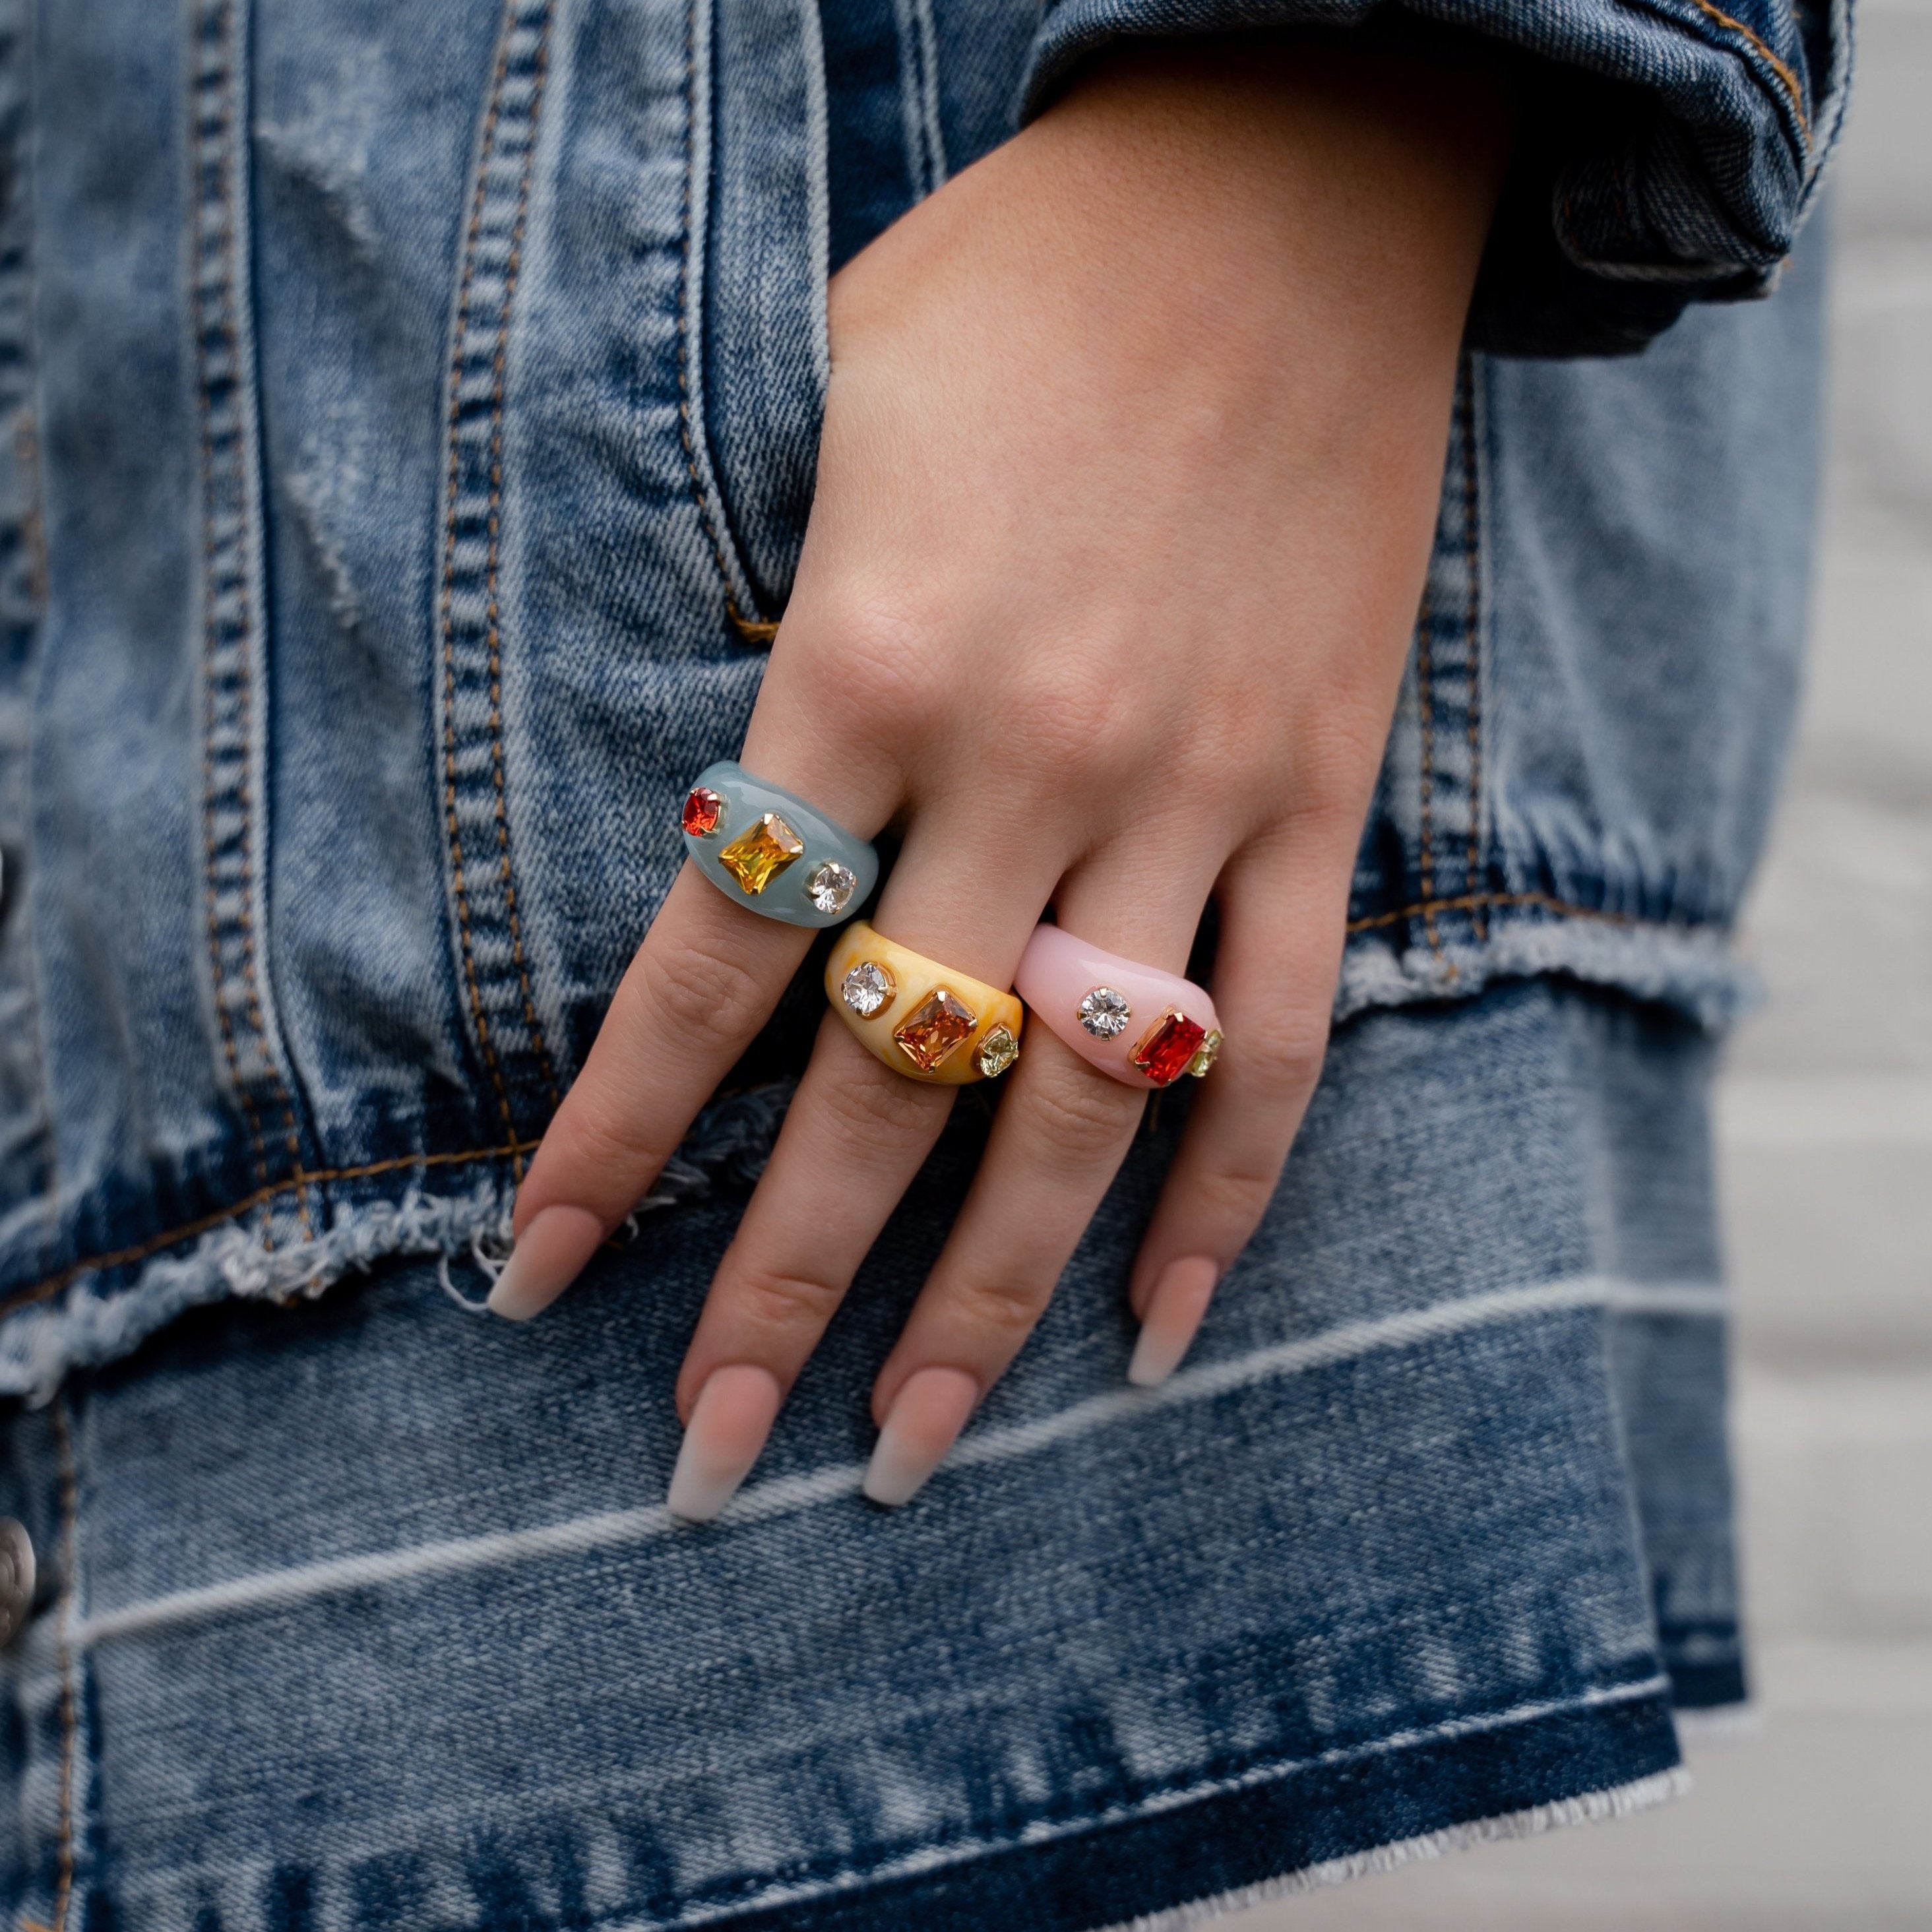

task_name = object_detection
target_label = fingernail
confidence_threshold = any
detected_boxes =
[1128,1257,1220,1387]
[666,1364,784,1522]
[863,1366,980,1509]
[486,1204,608,1321]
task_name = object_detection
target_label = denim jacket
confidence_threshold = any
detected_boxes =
[0,0,1842,1390]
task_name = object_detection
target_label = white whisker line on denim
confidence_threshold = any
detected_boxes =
[73,1274,1688,1644]
[670,1674,1679,1927]
[1602,1280,1726,1317]
[947,1277,1621,1480]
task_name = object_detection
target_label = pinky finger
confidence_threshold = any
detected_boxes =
[1125,844,1344,1384]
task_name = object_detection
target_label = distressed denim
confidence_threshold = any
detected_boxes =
[0,980,1737,1932]
[0,1,1831,1923]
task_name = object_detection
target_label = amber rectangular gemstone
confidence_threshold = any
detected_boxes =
[1130,1009,1208,1087]
[717,812,804,894]
[892,988,978,1073]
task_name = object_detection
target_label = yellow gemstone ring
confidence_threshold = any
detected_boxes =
[826,922,1024,1085]
[681,760,878,928]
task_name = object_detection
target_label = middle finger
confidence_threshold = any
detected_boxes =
[664,801,1066,1516]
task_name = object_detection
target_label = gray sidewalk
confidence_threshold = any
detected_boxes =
[1234,5,1932,1922]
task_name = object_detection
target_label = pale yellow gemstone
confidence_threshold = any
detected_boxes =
[716,812,804,894]
[974,1024,1018,1078]
[1187,1028,1224,1078]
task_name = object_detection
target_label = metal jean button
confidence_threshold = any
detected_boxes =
[0,1518,35,1646]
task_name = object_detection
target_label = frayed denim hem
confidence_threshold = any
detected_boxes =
[1095,1766,1691,1932]
[0,1080,795,1401]
[679,1687,1685,1932]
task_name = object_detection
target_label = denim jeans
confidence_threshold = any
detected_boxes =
[0,980,1737,1931]
[0,1,1832,1923]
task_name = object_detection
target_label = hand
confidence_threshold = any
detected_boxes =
[490,32,1511,1515]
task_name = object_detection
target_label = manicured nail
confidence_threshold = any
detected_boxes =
[666,1364,784,1522]
[1128,1257,1220,1387]
[486,1204,608,1321]
[863,1366,980,1509]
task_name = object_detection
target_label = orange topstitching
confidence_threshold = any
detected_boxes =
[1684,0,1812,144]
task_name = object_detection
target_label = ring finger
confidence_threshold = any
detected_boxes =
[857,832,1226,1506]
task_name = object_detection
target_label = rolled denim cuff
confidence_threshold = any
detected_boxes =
[1019,0,1850,356]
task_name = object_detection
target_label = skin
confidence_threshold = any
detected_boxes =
[493,33,1514,1507]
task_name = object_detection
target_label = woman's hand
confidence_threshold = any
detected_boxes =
[490,34,1511,1514]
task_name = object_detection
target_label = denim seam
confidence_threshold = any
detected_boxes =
[893,0,949,199]
[12,425,59,1247]
[1344,890,1717,936]
[1458,358,1485,943]
[1676,0,1812,146]
[436,0,563,1164]
[20,1397,78,1932]
[675,0,780,645]
[0,1142,534,1321]
[1412,585,1445,965]
[1,0,61,1234]
[191,0,314,1242]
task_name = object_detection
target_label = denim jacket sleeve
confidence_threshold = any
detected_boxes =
[1020,0,1851,354]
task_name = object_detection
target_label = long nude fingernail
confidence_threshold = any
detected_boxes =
[1128,1257,1219,1387]
[863,1367,980,1509]
[486,1204,608,1321]
[666,1365,784,1522]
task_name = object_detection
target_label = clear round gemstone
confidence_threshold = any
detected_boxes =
[807,860,857,916]
[975,1024,1018,1079]
[841,960,894,1018]
[1077,986,1131,1039]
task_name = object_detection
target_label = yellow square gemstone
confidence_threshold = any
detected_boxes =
[716,812,804,894]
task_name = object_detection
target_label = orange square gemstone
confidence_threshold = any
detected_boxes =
[892,988,978,1073]
[1130,1009,1208,1087]
[716,813,803,894]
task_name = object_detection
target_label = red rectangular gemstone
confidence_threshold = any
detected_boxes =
[1130,1009,1208,1087]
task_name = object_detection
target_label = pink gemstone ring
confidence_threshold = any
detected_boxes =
[1014,925,1222,1090]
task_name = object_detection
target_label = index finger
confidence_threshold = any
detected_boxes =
[489,739,893,1319]
[485,866,813,1318]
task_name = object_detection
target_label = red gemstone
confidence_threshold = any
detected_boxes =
[681,786,723,836]
[1130,1009,1209,1087]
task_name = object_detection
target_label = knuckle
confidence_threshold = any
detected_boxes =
[1182,1162,1284,1227]
[814,1054,942,1149]
[731,1266,846,1337]
[945,1273,1055,1342]
[1000,662,1137,781]
[631,931,770,1052]
[1282,708,1393,825]
[554,1094,678,1184]
[1231,1020,1330,1099]
[797,592,947,744]
[1018,1059,1142,1169]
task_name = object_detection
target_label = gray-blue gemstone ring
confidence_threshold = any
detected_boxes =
[679,760,879,927]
